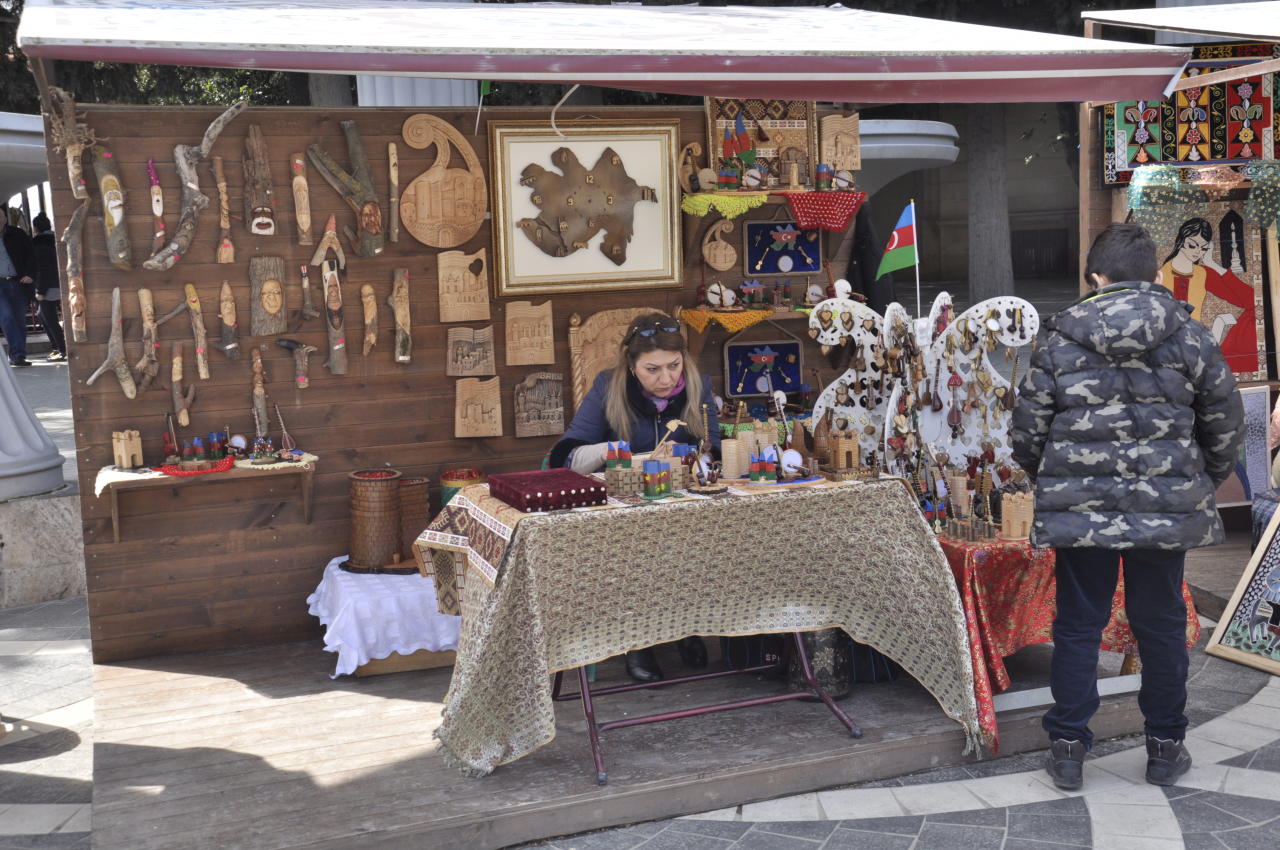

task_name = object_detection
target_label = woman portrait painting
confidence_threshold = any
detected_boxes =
[1158,216,1259,375]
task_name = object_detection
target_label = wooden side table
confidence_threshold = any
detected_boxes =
[102,463,315,543]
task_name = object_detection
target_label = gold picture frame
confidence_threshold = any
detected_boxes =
[488,119,683,297]
[704,98,819,189]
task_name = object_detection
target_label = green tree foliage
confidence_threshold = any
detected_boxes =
[1,0,38,113]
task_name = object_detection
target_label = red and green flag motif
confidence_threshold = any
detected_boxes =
[875,202,917,278]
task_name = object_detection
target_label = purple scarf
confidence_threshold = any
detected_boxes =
[644,375,685,412]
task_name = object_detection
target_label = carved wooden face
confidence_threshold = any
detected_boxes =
[261,279,283,315]
[101,177,124,226]
[360,202,382,235]
[251,208,275,236]
[220,290,235,324]
[326,277,342,312]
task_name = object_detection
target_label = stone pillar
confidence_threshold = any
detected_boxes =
[0,358,64,501]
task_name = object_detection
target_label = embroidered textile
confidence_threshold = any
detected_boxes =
[680,192,770,219]
[421,481,981,776]
[780,191,867,232]
[677,307,777,335]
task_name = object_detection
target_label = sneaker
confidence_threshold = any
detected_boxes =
[1046,738,1085,790]
[1145,736,1192,786]
[46,351,65,361]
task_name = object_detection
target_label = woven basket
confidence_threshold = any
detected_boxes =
[441,467,484,506]
[398,476,431,559]
[349,469,402,568]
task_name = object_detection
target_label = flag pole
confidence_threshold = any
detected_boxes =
[911,199,922,318]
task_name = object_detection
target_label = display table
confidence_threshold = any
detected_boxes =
[417,479,981,777]
[940,536,1201,752]
[306,556,460,678]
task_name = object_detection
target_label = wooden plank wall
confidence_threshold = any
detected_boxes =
[48,105,853,662]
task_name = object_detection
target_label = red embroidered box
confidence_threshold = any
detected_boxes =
[487,469,608,513]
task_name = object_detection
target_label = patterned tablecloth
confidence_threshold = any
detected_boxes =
[418,480,981,776]
[940,536,1202,753]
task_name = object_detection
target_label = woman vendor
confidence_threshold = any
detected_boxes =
[548,312,721,683]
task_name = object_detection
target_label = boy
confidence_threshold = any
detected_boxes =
[1011,223,1244,790]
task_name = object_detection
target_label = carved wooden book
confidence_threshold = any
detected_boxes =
[514,372,565,438]
[250,256,288,337]
[504,300,555,366]
[446,325,496,377]
[438,248,490,323]
[454,377,502,438]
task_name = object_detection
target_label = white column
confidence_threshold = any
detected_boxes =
[0,359,64,501]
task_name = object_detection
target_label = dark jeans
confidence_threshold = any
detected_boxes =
[37,298,66,355]
[0,278,27,361]
[1044,547,1189,748]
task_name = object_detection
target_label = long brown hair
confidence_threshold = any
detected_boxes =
[604,312,705,444]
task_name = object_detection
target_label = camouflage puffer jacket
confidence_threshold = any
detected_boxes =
[1011,280,1244,551]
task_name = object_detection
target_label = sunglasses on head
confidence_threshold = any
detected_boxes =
[624,319,681,345]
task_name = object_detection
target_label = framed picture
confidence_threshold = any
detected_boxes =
[1206,506,1280,675]
[705,98,819,188]
[724,338,803,398]
[488,120,683,297]
[742,220,822,276]
[1215,385,1271,507]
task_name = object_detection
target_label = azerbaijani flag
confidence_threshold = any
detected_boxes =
[875,202,917,278]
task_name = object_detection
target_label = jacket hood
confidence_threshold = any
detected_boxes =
[1049,281,1189,355]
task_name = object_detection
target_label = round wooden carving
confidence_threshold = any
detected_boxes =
[399,114,487,248]
[701,219,736,271]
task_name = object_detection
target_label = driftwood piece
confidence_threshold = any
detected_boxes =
[212,155,234,263]
[388,268,411,363]
[276,338,317,389]
[514,372,565,438]
[86,288,137,399]
[45,87,96,200]
[251,348,269,437]
[320,259,348,375]
[147,159,168,254]
[214,281,240,360]
[306,121,384,258]
[144,100,246,271]
[387,142,400,244]
[297,264,319,321]
[309,213,346,269]
[820,113,861,172]
[183,283,210,380]
[290,152,313,246]
[132,288,161,392]
[505,300,555,366]
[60,199,90,343]
[171,341,195,427]
[90,145,132,270]
[454,377,502,438]
[242,124,277,236]
[249,256,288,337]
[438,248,490,323]
[446,326,495,377]
[360,284,378,357]
[400,113,487,249]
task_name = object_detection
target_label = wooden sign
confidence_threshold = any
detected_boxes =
[820,113,860,172]
[399,113,487,248]
[249,256,288,337]
[514,372,565,438]
[388,268,411,364]
[438,248,490,323]
[504,300,555,366]
[454,377,502,438]
[446,326,496,377]
[290,152,313,246]
[90,145,132,270]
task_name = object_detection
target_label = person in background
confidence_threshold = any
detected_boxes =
[31,213,67,362]
[1012,223,1244,792]
[0,208,35,367]
[549,313,721,682]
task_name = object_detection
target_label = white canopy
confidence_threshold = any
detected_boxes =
[1082,2,1280,42]
[18,0,1192,104]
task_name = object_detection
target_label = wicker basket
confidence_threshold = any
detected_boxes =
[398,476,431,560]
[348,469,402,568]
[440,467,485,506]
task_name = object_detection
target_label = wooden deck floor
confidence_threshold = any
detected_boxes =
[91,640,1142,850]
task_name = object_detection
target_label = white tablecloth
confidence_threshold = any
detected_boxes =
[306,555,461,677]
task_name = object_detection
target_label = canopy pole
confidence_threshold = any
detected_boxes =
[549,84,580,139]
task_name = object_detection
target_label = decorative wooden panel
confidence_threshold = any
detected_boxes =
[504,300,554,366]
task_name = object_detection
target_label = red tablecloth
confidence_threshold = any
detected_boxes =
[940,537,1201,753]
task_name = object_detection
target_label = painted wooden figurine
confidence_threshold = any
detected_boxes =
[321,259,348,375]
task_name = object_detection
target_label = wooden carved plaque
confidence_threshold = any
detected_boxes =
[249,256,288,336]
[820,113,861,172]
[514,372,565,438]
[446,326,496,377]
[454,377,502,438]
[504,300,555,366]
[438,248,490,323]
[400,113,487,248]
[701,219,736,271]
